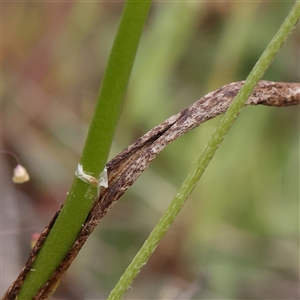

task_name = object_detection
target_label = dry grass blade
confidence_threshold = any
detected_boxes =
[3,80,299,300]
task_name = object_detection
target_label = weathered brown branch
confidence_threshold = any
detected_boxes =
[3,80,300,300]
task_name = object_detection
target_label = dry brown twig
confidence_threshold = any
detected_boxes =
[3,80,300,300]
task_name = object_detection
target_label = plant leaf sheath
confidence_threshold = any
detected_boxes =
[3,80,299,299]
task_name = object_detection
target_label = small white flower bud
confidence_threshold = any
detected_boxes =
[12,164,30,183]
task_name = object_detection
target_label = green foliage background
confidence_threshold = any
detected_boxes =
[2,2,299,299]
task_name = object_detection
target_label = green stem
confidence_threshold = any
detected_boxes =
[107,1,300,299]
[17,1,152,299]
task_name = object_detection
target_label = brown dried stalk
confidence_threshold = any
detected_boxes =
[3,80,300,300]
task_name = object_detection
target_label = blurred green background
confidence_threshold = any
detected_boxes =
[2,1,299,299]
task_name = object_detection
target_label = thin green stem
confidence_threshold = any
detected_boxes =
[17,1,152,299]
[107,1,300,299]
